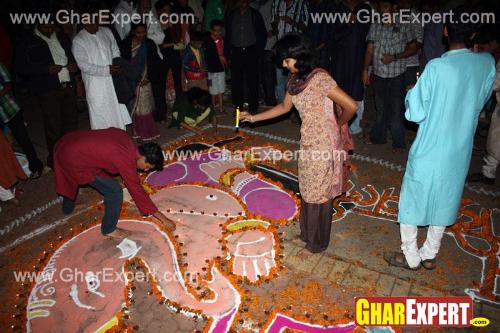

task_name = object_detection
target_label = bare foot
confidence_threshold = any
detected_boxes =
[105,228,132,239]
[296,248,315,259]
[291,235,305,246]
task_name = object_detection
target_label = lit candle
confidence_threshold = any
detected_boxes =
[235,107,240,132]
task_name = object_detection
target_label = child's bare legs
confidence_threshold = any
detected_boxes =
[211,94,216,112]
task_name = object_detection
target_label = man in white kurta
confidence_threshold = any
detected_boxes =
[72,25,132,130]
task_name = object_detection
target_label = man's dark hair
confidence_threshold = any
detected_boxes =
[210,19,224,30]
[138,143,164,171]
[274,33,319,78]
[445,6,479,47]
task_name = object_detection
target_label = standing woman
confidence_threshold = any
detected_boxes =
[240,33,357,255]
[121,23,161,141]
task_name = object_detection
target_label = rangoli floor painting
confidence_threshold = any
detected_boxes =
[2,129,499,332]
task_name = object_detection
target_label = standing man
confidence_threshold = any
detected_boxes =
[73,19,132,130]
[330,0,371,136]
[271,0,309,102]
[384,16,496,270]
[225,0,267,114]
[254,0,278,107]
[399,0,423,88]
[16,22,79,168]
[362,0,418,151]
[54,128,176,238]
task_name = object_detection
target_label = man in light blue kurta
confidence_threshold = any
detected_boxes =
[384,27,495,270]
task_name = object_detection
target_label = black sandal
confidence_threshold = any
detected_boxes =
[421,258,436,270]
[384,252,421,271]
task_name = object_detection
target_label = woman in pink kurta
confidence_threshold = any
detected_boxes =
[241,33,357,254]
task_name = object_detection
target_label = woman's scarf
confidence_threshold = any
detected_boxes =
[286,67,329,96]
[131,41,147,75]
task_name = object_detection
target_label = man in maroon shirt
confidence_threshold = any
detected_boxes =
[54,128,175,238]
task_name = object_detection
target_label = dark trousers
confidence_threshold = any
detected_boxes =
[404,65,419,87]
[164,54,183,96]
[64,176,123,235]
[38,86,78,167]
[231,45,259,113]
[90,176,123,234]
[299,199,334,253]
[4,111,43,174]
[370,74,406,148]
[259,50,277,106]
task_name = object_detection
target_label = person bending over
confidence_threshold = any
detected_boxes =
[54,128,175,238]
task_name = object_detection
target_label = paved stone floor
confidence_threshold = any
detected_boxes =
[1,88,499,332]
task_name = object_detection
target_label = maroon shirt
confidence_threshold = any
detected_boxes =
[54,128,158,215]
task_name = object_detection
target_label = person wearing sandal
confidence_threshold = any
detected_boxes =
[240,33,357,256]
[384,11,496,271]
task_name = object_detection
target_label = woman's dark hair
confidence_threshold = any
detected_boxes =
[273,33,319,78]
[445,6,479,47]
[138,143,164,171]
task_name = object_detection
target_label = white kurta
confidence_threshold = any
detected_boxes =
[72,27,132,130]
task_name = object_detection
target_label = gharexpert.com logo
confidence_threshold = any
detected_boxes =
[354,296,490,327]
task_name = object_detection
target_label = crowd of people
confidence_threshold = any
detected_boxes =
[0,0,499,266]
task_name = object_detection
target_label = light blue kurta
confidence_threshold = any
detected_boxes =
[398,49,496,226]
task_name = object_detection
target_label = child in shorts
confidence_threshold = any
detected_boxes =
[204,19,226,114]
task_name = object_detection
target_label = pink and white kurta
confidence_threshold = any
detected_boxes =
[291,71,345,204]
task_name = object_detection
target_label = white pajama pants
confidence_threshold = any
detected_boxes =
[400,224,446,268]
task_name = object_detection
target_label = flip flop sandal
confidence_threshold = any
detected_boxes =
[384,251,421,271]
[421,258,436,270]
